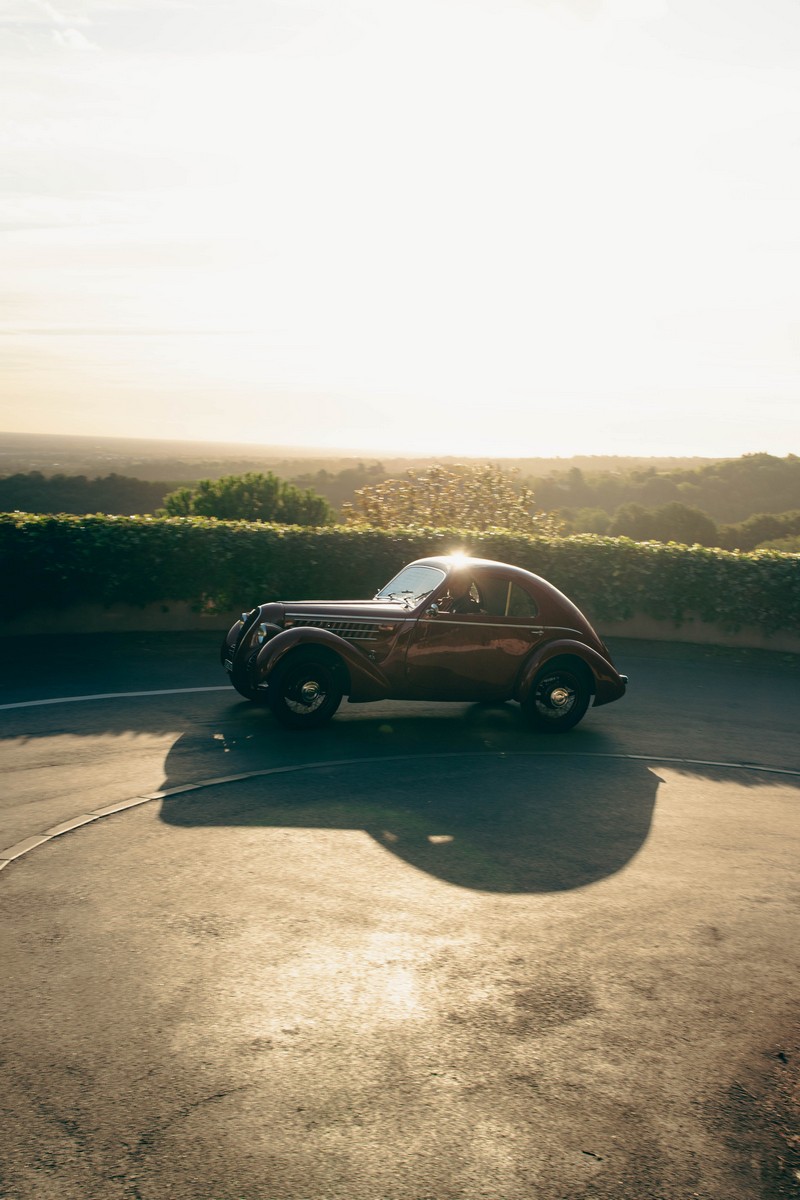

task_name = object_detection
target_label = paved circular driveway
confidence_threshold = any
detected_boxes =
[1,634,798,1200]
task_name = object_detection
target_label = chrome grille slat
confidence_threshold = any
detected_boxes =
[286,617,385,642]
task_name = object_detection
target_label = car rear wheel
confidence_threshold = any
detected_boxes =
[268,655,343,729]
[523,666,591,732]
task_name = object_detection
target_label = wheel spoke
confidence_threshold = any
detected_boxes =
[525,668,590,732]
[270,658,343,727]
[286,673,328,712]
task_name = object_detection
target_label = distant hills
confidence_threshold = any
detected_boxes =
[2,432,798,550]
[0,430,719,483]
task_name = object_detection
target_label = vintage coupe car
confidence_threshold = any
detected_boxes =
[221,555,627,731]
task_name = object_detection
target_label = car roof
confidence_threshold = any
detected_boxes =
[410,554,544,583]
[409,555,592,623]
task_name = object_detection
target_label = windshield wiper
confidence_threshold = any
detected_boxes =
[381,589,428,609]
[383,589,416,607]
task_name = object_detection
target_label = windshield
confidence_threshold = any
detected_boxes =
[375,564,446,606]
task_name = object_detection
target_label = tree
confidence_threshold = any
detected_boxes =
[756,535,800,552]
[341,464,561,533]
[160,472,333,525]
[158,485,194,516]
[289,462,387,511]
[0,471,172,515]
[609,501,719,546]
[560,507,612,535]
[719,509,800,551]
[525,453,800,523]
[607,503,651,541]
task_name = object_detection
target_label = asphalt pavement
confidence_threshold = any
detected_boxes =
[0,634,798,1200]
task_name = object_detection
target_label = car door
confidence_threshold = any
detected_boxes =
[404,570,545,700]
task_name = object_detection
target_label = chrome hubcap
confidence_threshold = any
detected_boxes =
[299,679,322,704]
[533,673,579,721]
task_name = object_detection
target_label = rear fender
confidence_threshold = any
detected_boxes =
[253,628,391,701]
[515,640,626,708]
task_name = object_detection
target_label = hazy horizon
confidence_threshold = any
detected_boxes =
[2,0,799,459]
[0,427,762,467]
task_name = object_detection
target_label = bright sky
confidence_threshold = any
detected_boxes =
[1,0,798,458]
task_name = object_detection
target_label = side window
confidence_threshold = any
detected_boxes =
[473,575,539,618]
[507,583,539,618]
[475,576,508,616]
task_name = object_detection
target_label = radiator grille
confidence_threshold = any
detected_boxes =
[286,617,387,642]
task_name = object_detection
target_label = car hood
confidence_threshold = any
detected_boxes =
[264,599,416,623]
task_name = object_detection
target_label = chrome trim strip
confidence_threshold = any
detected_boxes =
[285,614,409,624]
[419,619,545,631]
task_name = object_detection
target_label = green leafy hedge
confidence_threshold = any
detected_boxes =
[1,514,798,635]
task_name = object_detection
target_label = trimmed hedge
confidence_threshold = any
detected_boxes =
[1,513,798,635]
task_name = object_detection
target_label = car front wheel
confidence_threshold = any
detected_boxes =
[267,655,343,729]
[226,669,265,703]
[523,666,591,732]
[225,647,269,703]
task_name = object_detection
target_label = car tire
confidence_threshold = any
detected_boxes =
[226,647,269,703]
[226,669,266,703]
[267,654,343,729]
[523,665,591,732]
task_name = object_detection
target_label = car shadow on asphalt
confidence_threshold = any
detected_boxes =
[157,700,664,893]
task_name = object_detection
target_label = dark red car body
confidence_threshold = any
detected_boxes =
[222,555,627,730]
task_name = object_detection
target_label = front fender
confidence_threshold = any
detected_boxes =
[221,614,248,667]
[514,640,627,708]
[253,628,391,702]
[222,610,280,669]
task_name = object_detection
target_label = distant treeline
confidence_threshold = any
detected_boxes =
[0,465,390,516]
[0,429,718,482]
[0,472,173,516]
[1,453,799,551]
[585,503,800,552]
[527,453,800,524]
[525,454,800,551]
